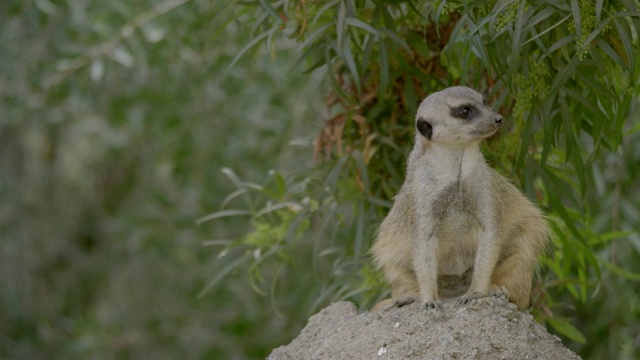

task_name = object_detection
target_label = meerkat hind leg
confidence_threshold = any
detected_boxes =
[372,260,420,312]
[491,255,533,309]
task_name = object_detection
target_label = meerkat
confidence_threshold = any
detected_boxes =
[371,86,548,311]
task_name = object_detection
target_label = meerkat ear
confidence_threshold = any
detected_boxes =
[416,118,433,140]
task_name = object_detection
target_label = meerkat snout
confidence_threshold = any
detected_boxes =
[495,115,503,126]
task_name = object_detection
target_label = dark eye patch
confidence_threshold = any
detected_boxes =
[449,104,477,119]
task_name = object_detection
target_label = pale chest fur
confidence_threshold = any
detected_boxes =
[407,145,491,275]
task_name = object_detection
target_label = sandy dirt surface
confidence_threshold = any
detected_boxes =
[269,297,580,360]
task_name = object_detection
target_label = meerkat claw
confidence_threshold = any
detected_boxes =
[455,292,485,306]
[489,285,509,299]
[424,301,443,311]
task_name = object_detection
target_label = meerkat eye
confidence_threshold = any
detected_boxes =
[459,106,473,118]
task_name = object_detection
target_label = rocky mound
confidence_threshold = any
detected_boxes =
[269,297,580,360]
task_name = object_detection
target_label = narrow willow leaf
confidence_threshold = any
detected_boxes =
[259,0,283,24]
[324,39,354,103]
[471,34,490,72]
[445,15,468,64]
[559,96,574,162]
[345,17,379,36]
[202,239,233,247]
[221,188,252,209]
[311,0,340,27]
[535,165,582,239]
[596,37,626,68]
[570,0,582,38]
[522,13,572,46]
[529,27,551,58]
[548,34,575,53]
[460,46,473,84]
[600,258,640,281]
[198,255,250,298]
[352,150,370,194]
[515,113,534,172]
[508,1,529,84]
[361,35,374,69]
[619,0,639,13]
[337,1,346,50]
[380,28,412,54]
[596,0,604,21]
[548,54,580,97]
[299,23,332,51]
[224,29,271,80]
[403,76,417,117]
[378,37,389,99]
[196,209,252,224]
[434,0,447,38]
[614,17,635,78]
[354,200,365,267]
[342,36,362,94]
[283,211,308,244]
[252,202,296,220]
[523,6,556,33]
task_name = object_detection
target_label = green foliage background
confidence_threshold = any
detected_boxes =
[1,0,640,359]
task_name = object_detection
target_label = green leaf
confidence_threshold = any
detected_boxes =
[299,23,332,51]
[252,202,295,220]
[522,13,572,46]
[595,37,626,68]
[196,209,252,224]
[324,38,354,103]
[198,255,250,298]
[259,0,282,24]
[345,17,379,36]
[341,36,361,94]
[311,0,340,27]
[595,0,604,21]
[337,1,346,50]
[378,37,389,99]
[380,28,412,54]
[507,1,529,84]
[522,6,556,33]
[600,258,640,281]
[570,0,582,38]
[548,54,580,97]
[547,318,586,344]
[613,17,635,78]
[224,29,271,80]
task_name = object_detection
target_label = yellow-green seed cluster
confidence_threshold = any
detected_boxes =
[606,60,632,95]
[299,2,335,40]
[512,61,551,120]
[243,210,310,250]
[495,2,521,32]
[568,0,611,60]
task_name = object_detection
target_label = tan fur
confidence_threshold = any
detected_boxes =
[371,86,548,311]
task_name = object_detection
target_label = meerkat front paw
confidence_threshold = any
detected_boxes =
[424,300,444,310]
[455,291,488,306]
[488,285,509,299]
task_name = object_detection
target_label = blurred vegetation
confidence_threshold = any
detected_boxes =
[1,1,639,360]
[0,0,324,359]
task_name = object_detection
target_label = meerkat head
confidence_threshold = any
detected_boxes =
[414,86,503,146]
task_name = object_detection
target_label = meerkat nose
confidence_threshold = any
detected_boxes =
[495,115,503,127]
